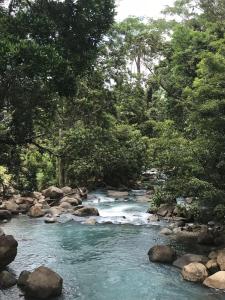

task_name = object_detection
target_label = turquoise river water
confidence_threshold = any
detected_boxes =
[1,191,225,300]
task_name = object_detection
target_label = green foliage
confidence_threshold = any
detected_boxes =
[61,122,148,186]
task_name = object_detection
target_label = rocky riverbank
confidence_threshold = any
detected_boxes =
[0,186,100,223]
[148,244,225,290]
[0,229,63,299]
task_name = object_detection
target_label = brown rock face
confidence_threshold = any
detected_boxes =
[24,266,63,299]
[42,186,64,200]
[203,271,225,289]
[60,196,80,206]
[28,205,45,218]
[148,245,176,264]
[217,250,225,271]
[74,207,100,217]
[182,262,208,282]
[173,254,208,269]
[0,235,18,269]
[0,270,17,288]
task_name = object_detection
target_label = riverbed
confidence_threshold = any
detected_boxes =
[1,191,225,300]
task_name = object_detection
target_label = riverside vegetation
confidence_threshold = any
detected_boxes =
[1,0,225,298]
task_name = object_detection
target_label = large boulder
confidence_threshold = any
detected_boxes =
[0,235,18,268]
[28,205,45,218]
[216,249,225,271]
[182,262,208,282]
[157,204,175,218]
[148,245,176,264]
[0,210,12,220]
[197,231,214,245]
[23,266,63,299]
[173,254,208,269]
[60,196,81,206]
[17,270,31,288]
[61,186,73,194]
[0,270,17,288]
[74,207,99,217]
[4,200,19,215]
[203,271,225,289]
[42,186,64,200]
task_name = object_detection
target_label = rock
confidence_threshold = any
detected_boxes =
[147,206,158,214]
[107,190,129,198]
[59,202,73,210]
[0,270,17,288]
[182,262,208,282]
[44,217,57,224]
[32,192,43,200]
[73,207,100,217]
[49,207,63,217]
[0,235,18,268]
[148,214,159,222]
[208,250,218,260]
[217,249,225,271]
[173,227,182,234]
[208,221,215,227]
[203,271,225,289]
[197,231,214,245]
[214,235,225,246]
[42,186,64,200]
[17,271,31,288]
[157,204,175,218]
[4,200,19,214]
[61,186,73,194]
[84,218,97,225]
[186,197,193,204]
[173,254,208,269]
[28,205,45,218]
[18,203,30,214]
[148,245,176,264]
[206,259,220,275]
[0,210,11,220]
[60,196,80,206]
[160,228,173,235]
[24,266,63,299]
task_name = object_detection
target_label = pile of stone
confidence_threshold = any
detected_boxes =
[148,244,225,290]
[0,229,63,299]
[0,186,99,223]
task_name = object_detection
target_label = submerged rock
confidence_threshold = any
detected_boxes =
[74,207,99,217]
[148,214,159,222]
[84,218,97,225]
[107,190,129,198]
[203,271,225,289]
[173,254,208,269]
[148,245,176,264]
[0,270,17,288]
[0,235,18,268]
[23,266,63,299]
[182,262,208,282]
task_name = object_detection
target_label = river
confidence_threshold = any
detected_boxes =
[1,190,224,300]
